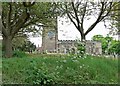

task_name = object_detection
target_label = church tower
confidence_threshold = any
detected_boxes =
[42,18,58,53]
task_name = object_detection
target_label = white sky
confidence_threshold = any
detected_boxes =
[58,16,109,40]
[29,37,42,47]
[29,16,118,47]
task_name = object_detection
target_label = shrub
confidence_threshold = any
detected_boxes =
[76,42,85,58]
[13,50,27,58]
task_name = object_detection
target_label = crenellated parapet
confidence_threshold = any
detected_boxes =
[58,40,78,44]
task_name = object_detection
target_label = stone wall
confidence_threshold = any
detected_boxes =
[85,41,102,55]
[57,40,76,54]
[56,40,102,55]
[42,34,102,55]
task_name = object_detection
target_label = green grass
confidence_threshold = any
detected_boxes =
[0,40,2,84]
[2,54,118,84]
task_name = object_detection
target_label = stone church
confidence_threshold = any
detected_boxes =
[40,19,102,55]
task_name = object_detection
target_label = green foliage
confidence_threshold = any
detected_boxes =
[108,40,120,55]
[93,34,120,56]
[25,60,54,85]
[2,2,56,57]
[76,42,85,57]
[110,2,120,33]
[12,35,27,50]
[17,40,36,53]
[13,51,27,58]
[68,41,85,58]
[0,40,2,57]
[92,35,116,54]
[2,54,118,84]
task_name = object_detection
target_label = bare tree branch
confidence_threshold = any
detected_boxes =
[85,2,105,35]
[6,3,12,30]
[80,2,87,32]
[65,3,78,29]
[71,2,82,34]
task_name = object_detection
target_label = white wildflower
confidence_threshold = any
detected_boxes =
[73,56,77,58]
[82,64,85,66]
[56,72,59,74]
[79,66,82,69]
[73,60,78,62]
[84,56,87,58]
[67,67,69,69]
[63,60,67,63]
[60,65,63,68]
[56,66,59,69]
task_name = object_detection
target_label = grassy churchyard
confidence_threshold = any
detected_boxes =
[0,40,2,84]
[1,1,120,85]
[2,54,118,84]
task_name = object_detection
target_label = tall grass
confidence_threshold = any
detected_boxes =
[2,54,118,84]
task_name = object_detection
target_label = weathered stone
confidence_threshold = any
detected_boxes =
[41,30,102,55]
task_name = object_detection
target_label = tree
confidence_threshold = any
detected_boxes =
[59,1,116,41]
[92,34,113,54]
[12,33,28,51]
[108,40,120,56]
[93,34,120,56]
[109,2,120,40]
[2,2,55,57]
[0,2,2,32]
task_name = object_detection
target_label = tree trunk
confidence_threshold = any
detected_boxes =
[42,28,46,53]
[81,33,86,41]
[118,32,120,41]
[3,36,13,58]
